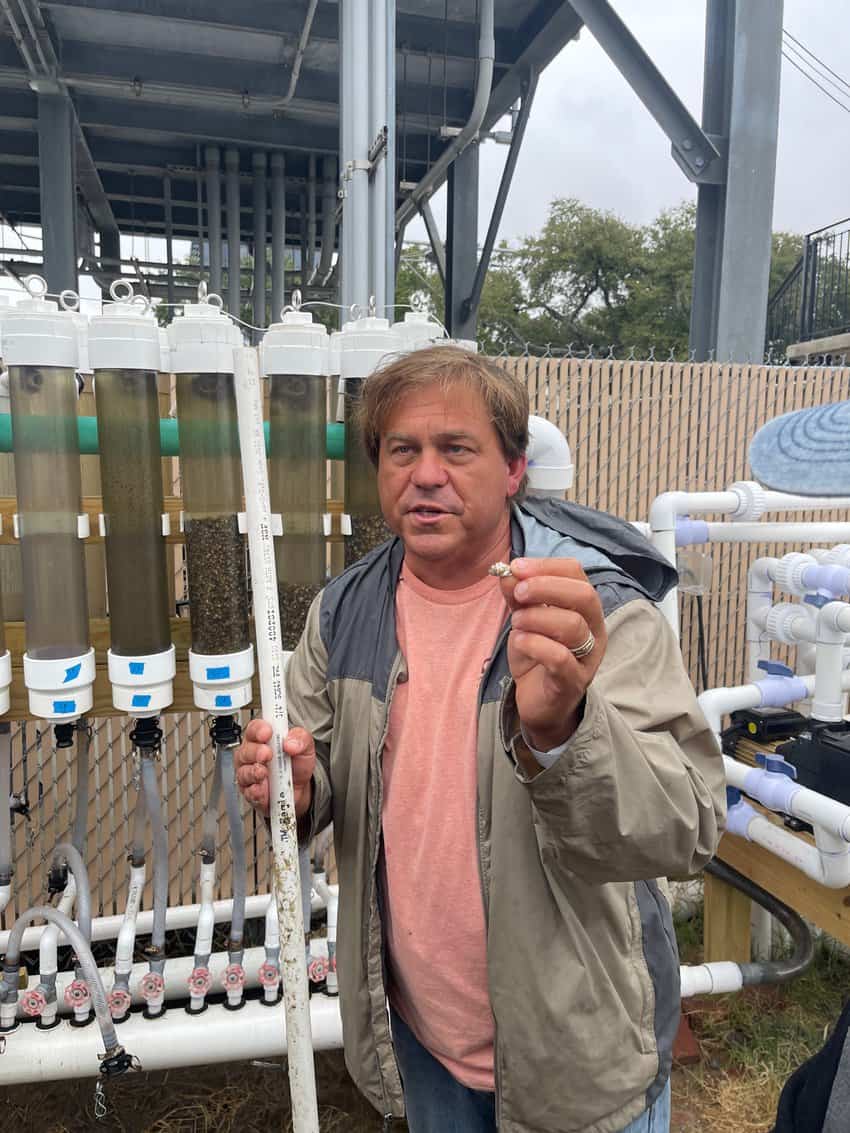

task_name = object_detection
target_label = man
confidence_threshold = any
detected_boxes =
[236,346,725,1133]
[749,397,850,1133]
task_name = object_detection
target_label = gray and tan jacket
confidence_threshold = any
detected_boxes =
[287,498,726,1133]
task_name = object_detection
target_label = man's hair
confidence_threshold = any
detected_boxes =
[356,345,530,481]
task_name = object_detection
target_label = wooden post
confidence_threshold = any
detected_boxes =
[704,867,751,964]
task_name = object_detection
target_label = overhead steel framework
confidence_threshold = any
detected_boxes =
[0,0,781,358]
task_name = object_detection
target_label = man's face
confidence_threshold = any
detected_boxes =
[377,381,526,573]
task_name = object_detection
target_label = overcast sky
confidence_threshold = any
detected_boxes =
[411,0,850,248]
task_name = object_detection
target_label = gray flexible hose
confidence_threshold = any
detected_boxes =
[704,859,814,984]
[140,756,168,959]
[220,747,246,950]
[129,779,147,868]
[200,749,224,863]
[0,723,11,885]
[3,905,120,1055]
[71,723,90,857]
[51,842,92,946]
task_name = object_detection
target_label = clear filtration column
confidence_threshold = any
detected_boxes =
[89,292,175,712]
[3,283,95,719]
[340,316,402,567]
[263,302,330,650]
[170,295,254,712]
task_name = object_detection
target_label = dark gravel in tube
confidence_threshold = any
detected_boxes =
[344,514,393,569]
[184,514,250,656]
[277,581,323,652]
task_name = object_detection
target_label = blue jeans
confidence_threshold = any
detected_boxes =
[390,1007,672,1132]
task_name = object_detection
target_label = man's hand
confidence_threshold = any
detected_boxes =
[234,719,316,819]
[498,557,607,751]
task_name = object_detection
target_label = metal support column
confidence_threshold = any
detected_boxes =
[339,0,353,316]
[346,0,370,313]
[271,152,286,320]
[369,0,389,313]
[462,72,538,323]
[306,154,317,284]
[300,191,309,289]
[37,92,77,294]
[384,0,397,313]
[419,201,446,287]
[689,0,734,360]
[205,145,222,295]
[99,226,121,292]
[445,142,480,342]
[252,151,267,336]
[225,148,241,316]
[317,155,336,284]
[714,0,783,361]
[163,174,175,309]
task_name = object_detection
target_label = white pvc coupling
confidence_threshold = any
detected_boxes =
[23,648,96,720]
[108,646,176,715]
[338,316,403,380]
[679,962,743,998]
[88,301,161,372]
[2,296,80,370]
[262,309,329,377]
[392,310,446,352]
[169,299,236,375]
[189,644,255,713]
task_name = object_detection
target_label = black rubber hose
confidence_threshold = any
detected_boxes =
[705,858,814,985]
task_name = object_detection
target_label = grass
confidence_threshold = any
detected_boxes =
[671,904,850,1132]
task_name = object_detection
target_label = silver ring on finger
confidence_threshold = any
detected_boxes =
[570,631,595,660]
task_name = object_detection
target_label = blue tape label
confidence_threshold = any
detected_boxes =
[206,666,230,680]
[53,700,76,714]
[63,663,81,684]
[214,694,232,708]
[129,662,145,675]
[131,694,151,708]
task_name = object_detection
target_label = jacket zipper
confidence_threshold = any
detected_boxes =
[369,648,407,1120]
[475,617,512,1128]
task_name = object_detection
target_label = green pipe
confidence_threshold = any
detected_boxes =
[0,415,346,460]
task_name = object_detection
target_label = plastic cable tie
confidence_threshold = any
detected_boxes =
[98,514,107,538]
[237,512,248,534]
[161,513,171,537]
[322,514,332,537]
[77,514,90,539]
[12,514,19,540]
[270,513,283,537]
[340,514,352,536]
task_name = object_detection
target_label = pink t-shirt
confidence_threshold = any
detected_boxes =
[382,560,509,1091]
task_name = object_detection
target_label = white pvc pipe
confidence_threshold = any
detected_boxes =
[114,865,145,977]
[814,602,850,722]
[735,807,850,888]
[724,755,850,843]
[747,558,778,681]
[680,962,744,998]
[703,522,850,543]
[193,861,216,960]
[1,995,343,1084]
[0,894,273,954]
[39,877,77,982]
[234,346,318,1132]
